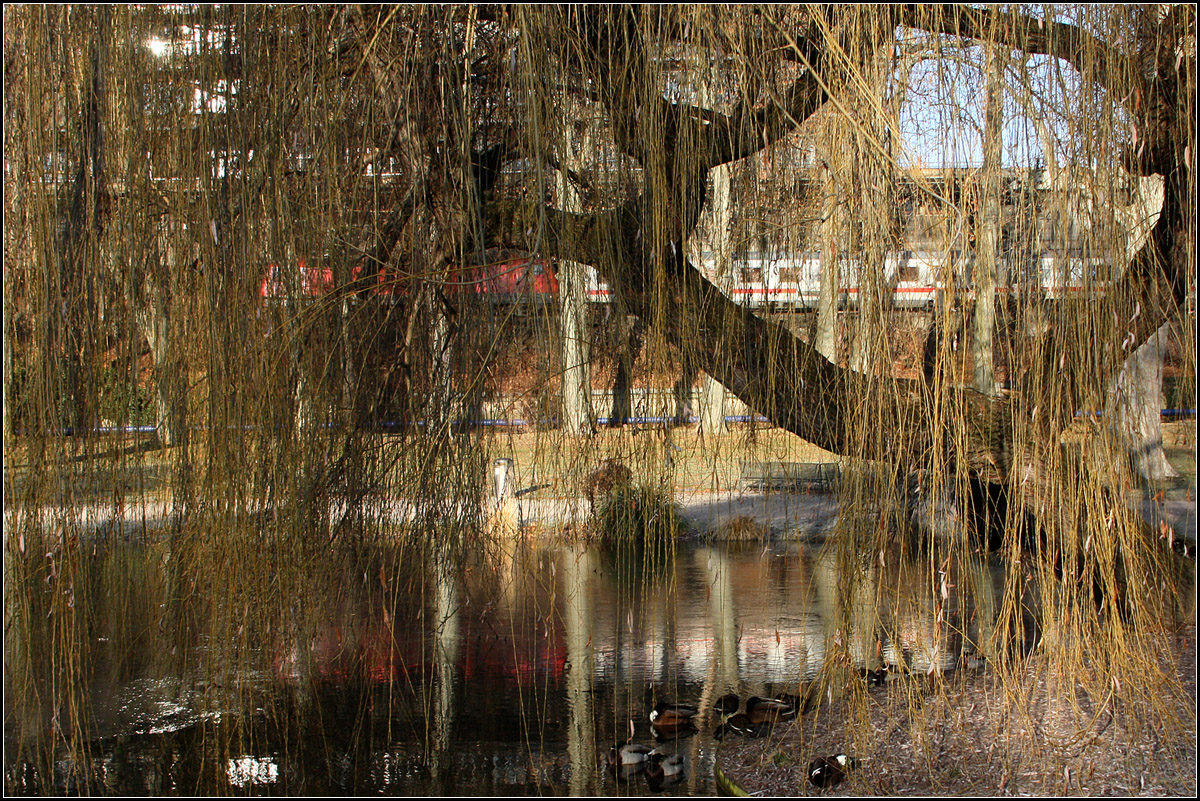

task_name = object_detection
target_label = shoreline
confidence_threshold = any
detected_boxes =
[3,486,1194,549]
[711,623,1197,796]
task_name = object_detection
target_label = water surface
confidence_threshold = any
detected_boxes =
[5,530,1033,795]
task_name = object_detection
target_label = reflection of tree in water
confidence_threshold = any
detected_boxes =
[876,553,1034,676]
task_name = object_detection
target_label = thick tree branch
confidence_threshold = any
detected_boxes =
[900,5,1133,98]
[700,69,829,168]
[484,192,1011,472]
[481,5,1190,480]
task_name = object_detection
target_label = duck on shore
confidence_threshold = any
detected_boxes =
[713,692,802,738]
[861,666,890,686]
[714,692,741,716]
[716,712,772,739]
[745,695,796,725]
[809,754,856,788]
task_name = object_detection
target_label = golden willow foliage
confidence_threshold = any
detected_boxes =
[3,4,1195,792]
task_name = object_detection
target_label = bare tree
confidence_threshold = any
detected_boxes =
[6,4,1194,566]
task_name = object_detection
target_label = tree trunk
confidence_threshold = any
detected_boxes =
[1108,321,1179,482]
[697,84,732,434]
[138,232,189,448]
[608,312,642,427]
[140,302,188,448]
[972,43,1006,397]
[557,117,594,435]
[815,163,841,362]
[431,295,454,427]
[559,261,594,434]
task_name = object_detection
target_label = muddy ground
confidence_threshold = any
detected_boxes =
[713,625,1196,797]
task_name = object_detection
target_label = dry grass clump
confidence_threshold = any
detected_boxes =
[587,481,684,587]
[591,482,685,547]
[583,458,634,513]
[710,514,773,542]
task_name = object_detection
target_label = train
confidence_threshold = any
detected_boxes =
[260,249,1114,309]
[258,256,560,304]
[726,248,1112,309]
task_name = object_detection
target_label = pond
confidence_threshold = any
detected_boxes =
[4,529,1038,796]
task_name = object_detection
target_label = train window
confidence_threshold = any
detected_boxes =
[777,267,799,282]
[741,266,762,282]
[897,264,920,282]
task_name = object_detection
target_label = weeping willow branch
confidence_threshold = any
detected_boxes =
[899,5,1135,96]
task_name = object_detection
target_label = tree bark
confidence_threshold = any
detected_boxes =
[972,42,1006,398]
[557,115,595,435]
[1108,321,1180,482]
[815,162,841,363]
[699,160,733,435]
[558,261,594,434]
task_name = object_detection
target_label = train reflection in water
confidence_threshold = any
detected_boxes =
[11,536,1040,796]
[271,541,1033,692]
[264,538,1035,795]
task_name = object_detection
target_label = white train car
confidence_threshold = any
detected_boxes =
[847,250,951,311]
[585,264,614,303]
[1035,251,1110,300]
[576,248,1112,309]
[727,250,948,311]
[728,251,825,309]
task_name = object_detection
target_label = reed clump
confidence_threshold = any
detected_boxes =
[709,514,772,543]
[591,482,685,549]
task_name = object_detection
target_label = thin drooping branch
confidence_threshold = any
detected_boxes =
[899,5,1134,100]
[482,5,1192,479]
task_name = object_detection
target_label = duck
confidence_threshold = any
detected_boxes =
[644,750,686,789]
[716,712,773,739]
[649,701,699,736]
[607,742,654,779]
[861,666,889,686]
[808,754,856,788]
[714,692,741,716]
[745,695,796,725]
[774,690,819,715]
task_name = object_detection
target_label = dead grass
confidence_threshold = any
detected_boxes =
[3,432,178,506]
[482,425,839,499]
[710,514,774,542]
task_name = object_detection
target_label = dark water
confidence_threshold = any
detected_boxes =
[4,532,1035,796]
